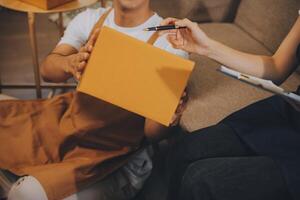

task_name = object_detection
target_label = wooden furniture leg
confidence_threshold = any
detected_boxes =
[0,70,2,93]
[28,12,42,98]
[58,12,64,37]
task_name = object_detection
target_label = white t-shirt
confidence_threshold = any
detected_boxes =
[59,7,188,58]
[58,7,188,192]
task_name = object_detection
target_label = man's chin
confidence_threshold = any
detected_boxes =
[119,4,140,11]
[116,0,145,11]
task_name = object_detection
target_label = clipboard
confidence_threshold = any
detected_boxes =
[219,65,300,103]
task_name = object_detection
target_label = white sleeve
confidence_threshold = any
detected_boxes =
[58,11,89,50]
[164,44,189,59]
[58,8,107,50]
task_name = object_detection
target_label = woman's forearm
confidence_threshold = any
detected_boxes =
[205,40,282,83]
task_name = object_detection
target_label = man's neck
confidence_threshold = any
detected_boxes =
[113,5,154,27]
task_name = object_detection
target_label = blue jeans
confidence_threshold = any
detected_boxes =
[167,124,291,200]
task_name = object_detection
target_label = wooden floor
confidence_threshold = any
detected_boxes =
[0,8,61,99]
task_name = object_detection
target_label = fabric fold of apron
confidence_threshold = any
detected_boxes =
[0,9,160,200]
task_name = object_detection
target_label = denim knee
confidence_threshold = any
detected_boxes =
[179,160,212,200]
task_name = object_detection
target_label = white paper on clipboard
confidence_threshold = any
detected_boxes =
[219,65,300,103]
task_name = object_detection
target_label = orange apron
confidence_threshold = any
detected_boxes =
[0,9,159,200]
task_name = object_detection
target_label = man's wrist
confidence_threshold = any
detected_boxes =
[63,56,73,77]
[49,52,73,77]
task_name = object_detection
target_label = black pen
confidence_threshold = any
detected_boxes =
[143,25,187,31]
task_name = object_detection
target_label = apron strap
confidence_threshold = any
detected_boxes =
[88,8,113,41]
[88,8,160,45]
[146,31,160,45]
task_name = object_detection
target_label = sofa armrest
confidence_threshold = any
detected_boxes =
[151,0,241,22]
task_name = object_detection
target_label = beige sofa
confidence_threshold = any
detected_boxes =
[152,0,300,132]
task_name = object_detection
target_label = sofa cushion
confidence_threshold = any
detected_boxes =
[151,0,240,22]
[180,23,300,131]
[235,0,300,53]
